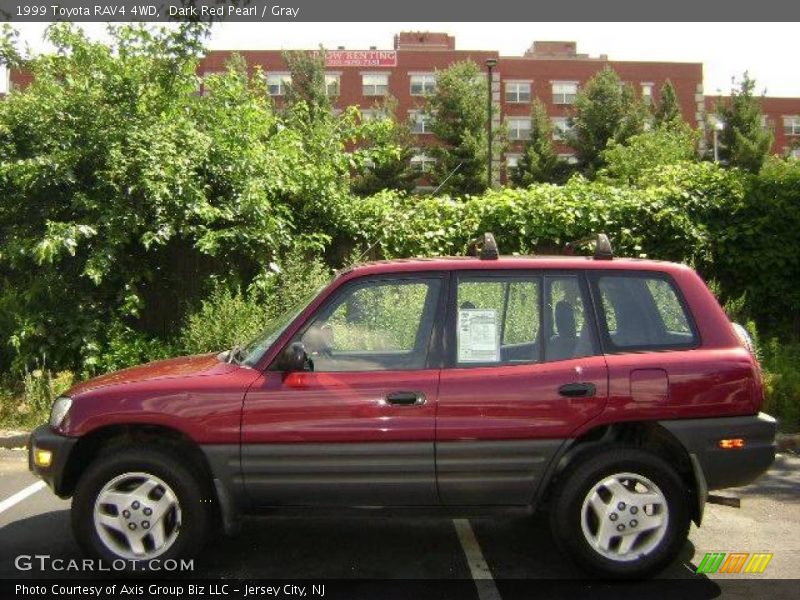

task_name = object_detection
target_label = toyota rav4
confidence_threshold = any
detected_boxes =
[28,234,776,578]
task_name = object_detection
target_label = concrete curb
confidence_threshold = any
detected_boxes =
[2,430,799,451]
[0,430,29,449]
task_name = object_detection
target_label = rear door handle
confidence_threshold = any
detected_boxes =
[385,391,426,406]
[558,383,597,398]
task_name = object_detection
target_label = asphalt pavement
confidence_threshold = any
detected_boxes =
[1,447,798,599]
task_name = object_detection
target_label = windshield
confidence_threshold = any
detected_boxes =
[240,284,328,367]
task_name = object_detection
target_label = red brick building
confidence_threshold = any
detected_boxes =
[7,31,800,178]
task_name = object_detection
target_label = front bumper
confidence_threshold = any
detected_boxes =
[659,412,777,491]
[28,424,78,497]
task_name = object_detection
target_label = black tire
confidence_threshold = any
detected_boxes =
[549,447,690,579]
[72,445,212,568]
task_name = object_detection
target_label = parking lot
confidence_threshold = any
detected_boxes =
[1,448,798,599]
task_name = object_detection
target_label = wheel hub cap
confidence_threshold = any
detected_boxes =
[93,472,182,560]
[580,472,669,562]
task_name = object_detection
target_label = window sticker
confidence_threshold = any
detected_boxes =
[458,309,500,363]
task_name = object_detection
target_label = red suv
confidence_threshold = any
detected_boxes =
[29,235,776,578]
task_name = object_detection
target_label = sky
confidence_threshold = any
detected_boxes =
[5,21,800,97]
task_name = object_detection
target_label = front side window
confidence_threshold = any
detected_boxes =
[292,278,441,372]
[362,73,389,96]
[593,273,697,351]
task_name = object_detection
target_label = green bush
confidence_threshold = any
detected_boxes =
[760,339,800,433]
[180,254,331,355]
[83,322,177,375]
[0,368,74,428]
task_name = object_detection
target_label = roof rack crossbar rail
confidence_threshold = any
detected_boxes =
[564,233,614,260]
[467,232,499,260]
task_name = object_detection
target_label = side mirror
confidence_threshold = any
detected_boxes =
[276,342,313,373]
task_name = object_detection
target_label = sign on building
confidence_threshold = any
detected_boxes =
[321,50,398,68]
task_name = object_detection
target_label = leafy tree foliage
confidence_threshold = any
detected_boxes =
[0,24,364,373]
[716,73,774,173]
[282,48,333,121]
[511,99,569,186]
[424,60,503,195]
[567,67,648,175]
[600,123,699,184]
[653,80,682,127]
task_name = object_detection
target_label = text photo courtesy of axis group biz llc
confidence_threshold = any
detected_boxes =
[0,1,799,599]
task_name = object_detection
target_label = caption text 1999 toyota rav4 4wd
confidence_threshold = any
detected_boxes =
[29,233,776,578]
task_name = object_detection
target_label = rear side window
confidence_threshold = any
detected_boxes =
[453,273,598,366]
[592,273,697,351]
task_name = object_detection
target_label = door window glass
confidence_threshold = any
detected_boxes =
[295,279,441,372]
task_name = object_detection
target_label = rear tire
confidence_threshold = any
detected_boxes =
[549,447,690,578]
[72,445,211,567]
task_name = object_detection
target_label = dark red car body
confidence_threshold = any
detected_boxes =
[30,255,776,526]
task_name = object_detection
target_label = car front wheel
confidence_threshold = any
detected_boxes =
[72,446,211,566]
[550,447,691,578]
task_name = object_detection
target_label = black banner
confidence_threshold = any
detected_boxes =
[2,0,800,22]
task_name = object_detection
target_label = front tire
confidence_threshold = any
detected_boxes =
[72,446,211,566]
[549,447,690,578]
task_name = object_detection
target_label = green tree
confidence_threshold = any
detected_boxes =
[567,67,648,175]
[600,122,699,184]
[0,24,358,374]
[282,47,332,122]
[653,79,682,127]
[424,61,503,195]
[511,99,568,186]
[351,98,418,195]
[716,73,774,173]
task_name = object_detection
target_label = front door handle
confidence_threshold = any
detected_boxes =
[385,391,426,406]
[558,383,597,398]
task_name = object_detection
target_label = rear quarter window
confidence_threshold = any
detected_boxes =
[592,272,698,352]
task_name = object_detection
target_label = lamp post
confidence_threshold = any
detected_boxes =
[486,58,497,189]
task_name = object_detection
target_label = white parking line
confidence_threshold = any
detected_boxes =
[0,481,46,516]
[453,518,502,600]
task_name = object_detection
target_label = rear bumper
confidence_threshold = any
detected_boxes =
[659,412,777,491]
[28,424,78,497]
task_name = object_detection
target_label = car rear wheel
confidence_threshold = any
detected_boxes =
[72,446,211,566]
[549,447,690,578]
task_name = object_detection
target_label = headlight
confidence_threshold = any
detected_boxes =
[49,396,72,429]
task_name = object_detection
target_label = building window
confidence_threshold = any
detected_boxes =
[783,116,800,136]
[506,153,521,171]
[266,72,291,96]
[362,73,389,96]
[410,73,436,96]
[551,117,573,141]
[325,73,341,97]
[505,81,531,103]
[409,111,430,134]
[411,152,436,174]
[641,83,654,104]
[507,117,531,141]
[558,153,578,165]
[552,81,578,105]
[360,108,389,122]
[791,147,800,159]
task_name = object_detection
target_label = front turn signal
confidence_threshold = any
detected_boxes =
[719,438,745,450]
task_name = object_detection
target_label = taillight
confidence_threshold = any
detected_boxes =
[731,322,755,355]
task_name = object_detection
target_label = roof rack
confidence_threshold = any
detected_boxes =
[467,232,499,260]
[564,233,614,260]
